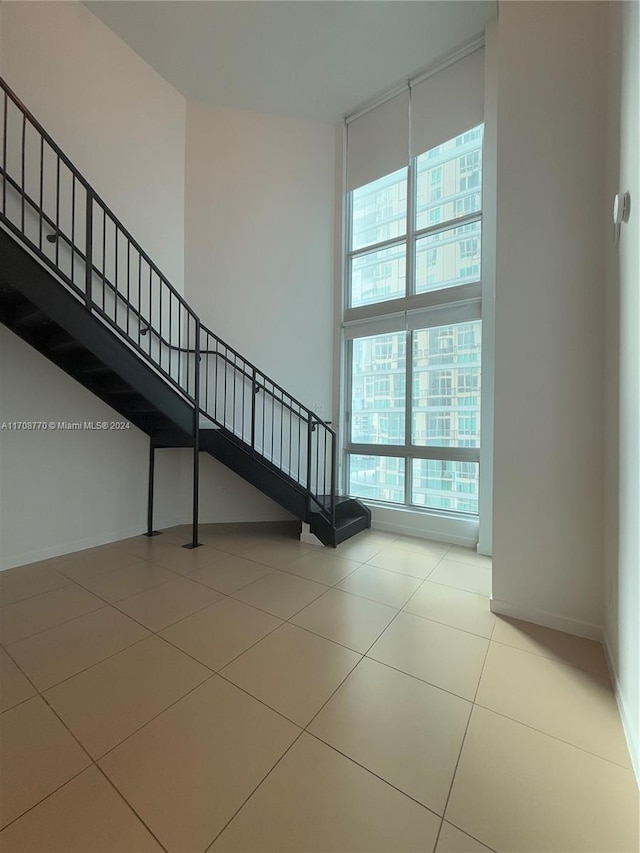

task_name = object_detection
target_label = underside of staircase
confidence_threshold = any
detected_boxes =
[0,76,370,549]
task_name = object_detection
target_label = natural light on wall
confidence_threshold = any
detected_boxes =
[343,45,484,518]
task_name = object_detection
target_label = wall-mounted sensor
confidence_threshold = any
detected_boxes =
[613,191,631,243]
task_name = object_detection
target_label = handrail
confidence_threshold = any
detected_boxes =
[0,75,337,529]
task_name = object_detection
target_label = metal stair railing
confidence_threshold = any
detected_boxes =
[0,76,337,535]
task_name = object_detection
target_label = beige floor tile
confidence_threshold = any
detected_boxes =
[446,706,639,853]
[55,550,148,582]
[100,676,299,853]
[210,732,441,852]
[0,584,104,645]
[334,537,388,563]
[237,540,316,568]
[0,648,35,713]
[161,597,281,670]
[115,577,222,631]
[403,582,496,639]
[446,545,492,568]
[0,766,163,853]
[436,822,494,853]
[45,636,211,758]
[7,607,149,690]
[476,642,631,767]
[187,554,274,594]
[115,532,185,559]
[366,545,442,579]
[145,543,230,575]
[221,623,360,726]
[291,588,397,653]
[427,559,492,596]
[232,571,328,619]
[392,535,451,558]
[368,612,488,700]
[284,550,361,585]
[0,696,90,829]
[310,657,471,814]
[492,615,609,677]
[336,563,423,608]
[77,562,176,603]
[0,563,69,607]
[363,529,400,545]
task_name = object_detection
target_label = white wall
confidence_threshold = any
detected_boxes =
[603,0,639,780]
[491,1,608,635]
[185,100,336,413]
[0,1,188,568]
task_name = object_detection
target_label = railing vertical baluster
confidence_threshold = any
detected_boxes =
[330,431,337,532]
[232,354,237,436]
[306,413,313,516]
[137,254,142,346]
[251,367,256,454]
[38,136,43,250]
[298,407,301,483]
[55,154,60,266]
[101,206,106,313]
[241,360,246,442]
[113,224,118,327]
[270,382,275,463]
[315,421,320,497]
[158,284,163,372]
[280,392,284,472]
[20,114,26,234]
[223,346,228,429]
[84,189,93,309]
[126,241,131,337]
[2,93,7,215]
[188,317,201,549]
[148,265,152,357]
[71,174,76,284]
[213,343,218,422]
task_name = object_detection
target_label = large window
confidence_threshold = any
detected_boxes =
[344,125,483,516]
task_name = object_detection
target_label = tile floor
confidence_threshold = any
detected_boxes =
[0,524,637,853]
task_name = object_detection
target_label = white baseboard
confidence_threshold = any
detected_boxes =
[602,635,640,788]
[367,504,480,548]
[489,596,604,641]
[0,515,183,571]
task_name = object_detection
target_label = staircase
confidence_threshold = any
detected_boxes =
[0,77,370,548]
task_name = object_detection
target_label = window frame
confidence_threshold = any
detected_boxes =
[343,124,484,517]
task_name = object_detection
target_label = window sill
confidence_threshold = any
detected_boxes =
[359,501,480,549]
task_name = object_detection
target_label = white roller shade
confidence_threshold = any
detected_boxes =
[346,90,409,192]
[410,48,484,157]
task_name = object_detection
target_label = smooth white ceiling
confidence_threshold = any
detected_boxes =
[86,1,497,123]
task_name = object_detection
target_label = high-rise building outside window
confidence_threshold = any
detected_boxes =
[344,124,483,516]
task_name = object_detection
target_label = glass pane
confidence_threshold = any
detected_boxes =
[351,168,407,252]
[412,321,481,448]
[350,243,406,308]
[349,455,405,503]
[415,220,481,293]
[351,332,406,445]
[411,460,479,514]
[415,125,483,232]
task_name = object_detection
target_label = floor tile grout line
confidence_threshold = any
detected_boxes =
[0,597,107,647]
[361,654,477,705]
[400,607,495,641]
[304,730,446,820]
[471,701,636,773]
[202,728,307,853]
[0,765,91,836]
[92,763,171,853]
[437,633,499,838]
[95,671,219,763]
